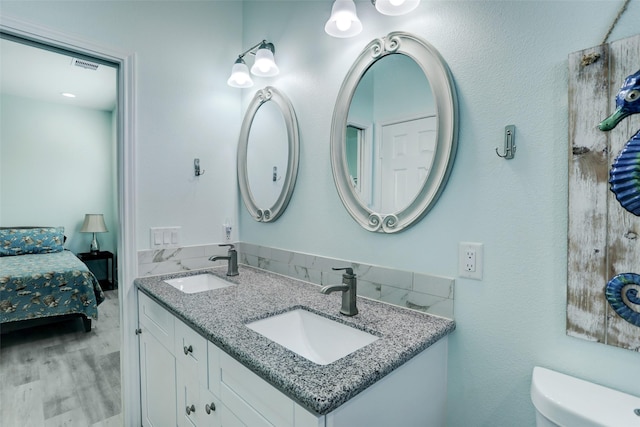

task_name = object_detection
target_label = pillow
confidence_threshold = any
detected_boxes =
[0,227,65,256]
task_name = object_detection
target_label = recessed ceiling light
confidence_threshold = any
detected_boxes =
[61,92,76,98]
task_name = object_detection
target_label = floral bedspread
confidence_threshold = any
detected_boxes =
[0,250,105,324]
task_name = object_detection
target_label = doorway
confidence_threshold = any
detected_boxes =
[0,18,138,425]
[0,34,121,425]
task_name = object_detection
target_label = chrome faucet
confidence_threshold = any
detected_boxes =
[209,244,239,276]
[320,267,358,316]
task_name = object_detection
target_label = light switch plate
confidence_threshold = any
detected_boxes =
[150,226,181,248]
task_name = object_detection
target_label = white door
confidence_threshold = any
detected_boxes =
[379,116,437,213]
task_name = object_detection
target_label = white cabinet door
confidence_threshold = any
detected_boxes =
[175,318,209,427]
[220,408,245,427]
[196,386,223,427]
[217,351,323,427]
[175,318,208,383]
[177,361,200,427]
[140,328,177,427]
[219,352,291,427]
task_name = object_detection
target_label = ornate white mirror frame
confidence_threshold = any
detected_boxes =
[238,86,299,222]
[330,32,458,233]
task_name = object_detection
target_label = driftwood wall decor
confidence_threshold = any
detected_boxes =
[567,34,640,351]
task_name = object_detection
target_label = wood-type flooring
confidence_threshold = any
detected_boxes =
[0,289,122,426]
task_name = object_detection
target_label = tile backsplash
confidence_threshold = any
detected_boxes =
[138,242,454,319]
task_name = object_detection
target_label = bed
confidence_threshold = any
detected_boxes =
[0,227,105,333]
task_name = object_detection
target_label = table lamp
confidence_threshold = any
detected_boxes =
[80,214,108,253]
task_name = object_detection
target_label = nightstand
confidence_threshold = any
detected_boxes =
[77,250,116,290]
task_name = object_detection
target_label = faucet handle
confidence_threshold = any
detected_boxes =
[332,267,354,277]
[219,243,235,251]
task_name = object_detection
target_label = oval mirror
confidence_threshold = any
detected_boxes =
[238,86,299,222]
[330,32,458,233]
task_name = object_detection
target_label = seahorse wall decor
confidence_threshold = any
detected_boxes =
[599,68,640,328]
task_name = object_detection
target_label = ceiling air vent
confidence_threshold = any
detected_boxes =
[71,58,99,71]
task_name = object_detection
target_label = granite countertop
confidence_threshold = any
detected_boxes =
[135,265,455,415]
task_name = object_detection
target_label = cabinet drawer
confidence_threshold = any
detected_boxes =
[220,405,245,427]
[219,352,293,427]
[221,382,274,427]
[138,291,175,353]
[175,318,208,382]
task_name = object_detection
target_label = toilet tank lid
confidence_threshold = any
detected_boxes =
[531,367,640,427]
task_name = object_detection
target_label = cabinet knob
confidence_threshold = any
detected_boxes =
[183,345,193,355]
[135,328,142,335]
[186,404,196,415]
[205,402,216,414]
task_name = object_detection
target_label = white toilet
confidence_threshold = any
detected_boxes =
[531,366,640,426]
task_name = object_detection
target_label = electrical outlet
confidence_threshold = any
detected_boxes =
[222,222,232,243]
[459,242,483,280]
[464,248,476,272]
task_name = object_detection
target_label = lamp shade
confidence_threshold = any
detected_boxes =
[374,0,420,16]
[80,214,108,233]
[325,0,362,38]
[227,58,254,88]
[251,42,279,77]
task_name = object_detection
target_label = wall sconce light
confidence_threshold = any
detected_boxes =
[80,213,108,253]
[373,0,420,16]
[325,0,420,38]
[325,0,363,38]
[227,40,279,88]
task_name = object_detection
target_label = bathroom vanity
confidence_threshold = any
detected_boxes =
[135,265,455,427]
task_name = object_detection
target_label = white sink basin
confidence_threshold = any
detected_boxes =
[164,273,235,294]
[246,309,379,365]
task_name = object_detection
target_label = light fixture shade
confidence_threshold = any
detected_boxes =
[80,214,108,233]
[251,42,279,77]
[325,0,363,38]
[227,58,254,88]
[374,0,420,16]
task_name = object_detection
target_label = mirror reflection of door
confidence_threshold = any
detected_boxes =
[347,52,435,214]
[379,116,437,212]
[246,99,289,210]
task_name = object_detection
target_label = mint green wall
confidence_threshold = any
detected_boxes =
[0,94,117,254]
[3,1,638,425]
[238,1,640,426]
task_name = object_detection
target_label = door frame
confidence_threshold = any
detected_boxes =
[0,15,139,426]
[346,120,373,208]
